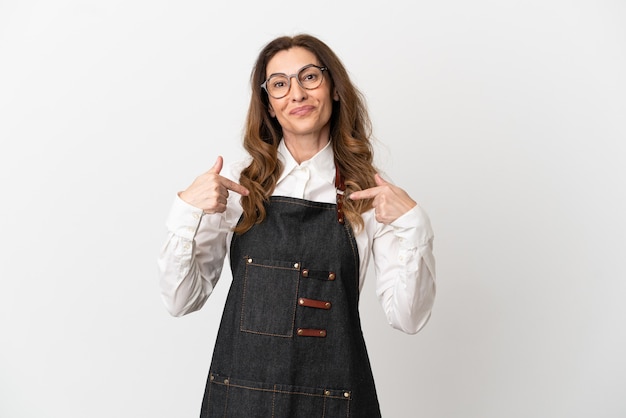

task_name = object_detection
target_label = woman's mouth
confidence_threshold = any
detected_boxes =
[290,105,315,116]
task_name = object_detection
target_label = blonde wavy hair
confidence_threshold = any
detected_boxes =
[235,34,377,234]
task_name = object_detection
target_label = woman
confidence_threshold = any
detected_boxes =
[158,34,436,417]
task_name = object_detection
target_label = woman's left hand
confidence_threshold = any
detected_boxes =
[348,174,417,224]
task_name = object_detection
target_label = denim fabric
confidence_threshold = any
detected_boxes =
[201,197,381,417]
[204,373,352,417]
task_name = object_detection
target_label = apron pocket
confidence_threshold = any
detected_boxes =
[205,373,352,418]
[240,257,301,337]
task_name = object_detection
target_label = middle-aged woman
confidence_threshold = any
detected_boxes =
[158,33,436,417]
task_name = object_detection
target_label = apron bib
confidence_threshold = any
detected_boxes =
[201,196,381,417]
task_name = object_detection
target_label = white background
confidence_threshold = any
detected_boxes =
[1,1,625,417]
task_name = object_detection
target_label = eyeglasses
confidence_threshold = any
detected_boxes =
[261,64,328,99]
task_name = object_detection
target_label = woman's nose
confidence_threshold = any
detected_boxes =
[289,77,307,101]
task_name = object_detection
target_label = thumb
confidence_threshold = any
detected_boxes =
[209,156,224,174]
[374,173,388,186]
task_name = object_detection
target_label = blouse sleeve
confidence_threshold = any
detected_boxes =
[157,195,233,317]
[371,205,436,334]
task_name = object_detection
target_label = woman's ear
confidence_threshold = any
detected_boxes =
[333,89,339,101]
[268,103,276,117]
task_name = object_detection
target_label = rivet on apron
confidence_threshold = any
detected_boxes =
[209,374,214,381]
[344,391,350,398]
[293,262,299,269]
[301,269,309,277]
[246,258,252,264]
[328,272,336,281]
[224,379,229,385]
[324,390,331,396]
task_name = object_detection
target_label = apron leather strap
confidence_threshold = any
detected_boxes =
[335,161,346,224]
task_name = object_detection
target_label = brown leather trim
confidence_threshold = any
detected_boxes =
[298,297,332,310]
[335,161,346,224]
[296,328,327,338]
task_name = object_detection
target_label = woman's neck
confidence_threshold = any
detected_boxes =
[282,133,331,165]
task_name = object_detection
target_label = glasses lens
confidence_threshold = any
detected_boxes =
[267,75,289,98]
[298,66,323,90]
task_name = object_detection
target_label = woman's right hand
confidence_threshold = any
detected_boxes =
[179,156,250,214]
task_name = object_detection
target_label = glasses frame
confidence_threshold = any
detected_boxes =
[260,64,328,99]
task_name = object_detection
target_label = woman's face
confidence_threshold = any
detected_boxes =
[265,47,337,142]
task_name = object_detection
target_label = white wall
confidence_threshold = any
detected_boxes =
[1,1,625,417]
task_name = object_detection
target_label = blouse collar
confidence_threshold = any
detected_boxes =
[276,139,335,186]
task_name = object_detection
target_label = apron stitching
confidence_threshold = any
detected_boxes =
[343,222,360,296]
[240,257,301,337]
[239,258,300,338]
[240,329,294,338]
[239,260,248,334]
[223,380,229,418]
[210,379,351,399]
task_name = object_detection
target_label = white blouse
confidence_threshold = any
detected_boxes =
[158,140,436,334]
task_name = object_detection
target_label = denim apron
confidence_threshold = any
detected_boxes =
[200,195,381,417]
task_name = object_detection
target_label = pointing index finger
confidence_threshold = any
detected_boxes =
[348,186,381,201]
[221,177,250,196]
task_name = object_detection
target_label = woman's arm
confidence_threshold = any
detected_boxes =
[370,205,436,334]
[350,174,436,334]
[157,196,232,317]
[158,157,248,317]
